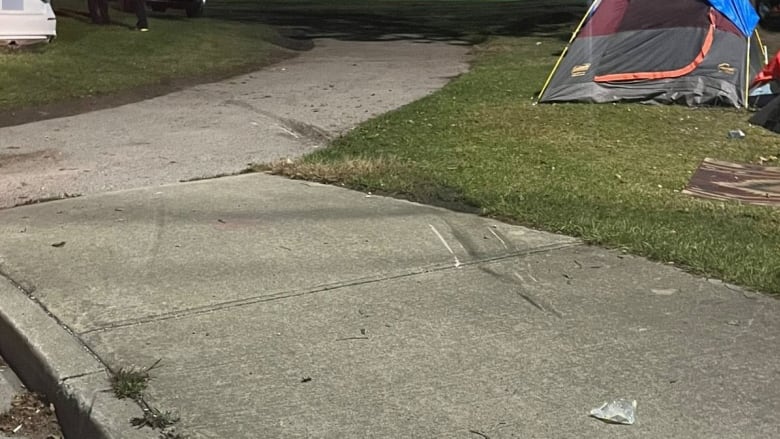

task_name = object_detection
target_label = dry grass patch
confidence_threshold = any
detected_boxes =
[256,157,407,185]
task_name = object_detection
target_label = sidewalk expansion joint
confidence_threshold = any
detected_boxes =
[60,370,105,383]
[79,240,581,335]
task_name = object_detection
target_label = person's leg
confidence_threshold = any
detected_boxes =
[98,0,110,24]
[87,0,101,24]
[133,0,148,29]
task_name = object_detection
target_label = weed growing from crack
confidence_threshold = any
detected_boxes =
[111,369,148,400]
[110,360,187,437]
[132,403,188,439]
[131,406,179,430]
[111,359,161,400]
[159,425,189,439]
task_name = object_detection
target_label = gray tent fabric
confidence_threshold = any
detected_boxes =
[594,28,710,78]
[542,31,757,106]
[539,0,763,107]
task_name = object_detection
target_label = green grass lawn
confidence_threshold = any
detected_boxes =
[265,36,780,294]
[0,0,288,111]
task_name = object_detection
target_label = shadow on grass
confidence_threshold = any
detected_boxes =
[258,158,484,215]
[207,0,584,43]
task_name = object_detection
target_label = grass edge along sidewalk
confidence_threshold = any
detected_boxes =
[0,1,299,114]
[260,35,780,295]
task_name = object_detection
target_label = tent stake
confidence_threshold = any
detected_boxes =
[536,0,600,103]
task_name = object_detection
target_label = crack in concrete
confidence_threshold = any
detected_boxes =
[79,241,580,335]
[60,370,104,383]
[0,262,37,294]
[9,192,82,210]
[0,265,159,438]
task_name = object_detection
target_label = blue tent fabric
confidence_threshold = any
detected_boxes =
[708,0,759,36]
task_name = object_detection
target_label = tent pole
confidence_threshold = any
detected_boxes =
[536,0,599,102]
[745,36,751,109]
[755,29,767,64]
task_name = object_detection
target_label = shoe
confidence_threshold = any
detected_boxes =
[139,27,149,32]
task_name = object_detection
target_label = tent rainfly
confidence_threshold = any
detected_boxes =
[0,0,56,47]
[538,0,763,108]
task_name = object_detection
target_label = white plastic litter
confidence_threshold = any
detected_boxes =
[727,129,746,139]
[589,399,637,425]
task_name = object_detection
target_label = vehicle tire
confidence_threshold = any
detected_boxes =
[185,0,204,17]
[150,5,166,12]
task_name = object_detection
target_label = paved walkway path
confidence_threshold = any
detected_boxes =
[0,39,469,209]
[0,174,778,438]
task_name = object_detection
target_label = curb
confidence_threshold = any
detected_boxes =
[0,275,155,439]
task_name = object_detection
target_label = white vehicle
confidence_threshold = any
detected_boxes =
[0,0,56,47]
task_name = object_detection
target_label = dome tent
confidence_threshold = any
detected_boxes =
[538,0,763,108]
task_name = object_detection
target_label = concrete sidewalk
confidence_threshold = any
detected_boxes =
[0,38,469,209]
[0,173,778,438]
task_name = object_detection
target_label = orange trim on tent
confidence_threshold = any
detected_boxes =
[594,9,716,83]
